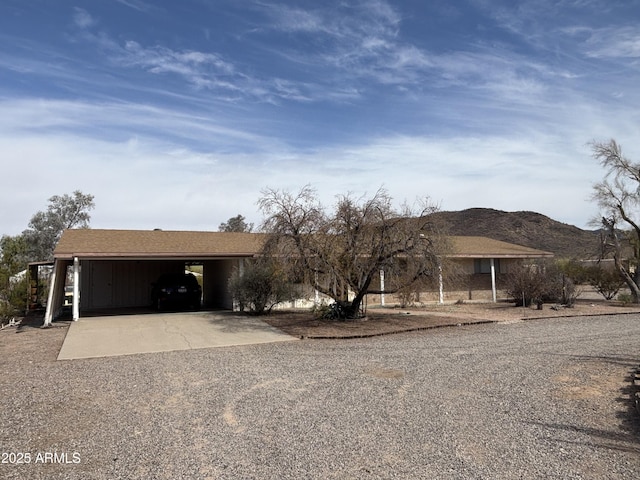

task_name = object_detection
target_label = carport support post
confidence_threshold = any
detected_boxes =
[490,258,497,303]
[72,256,80,321]
[379,269,385,306]
[43,262,58,327]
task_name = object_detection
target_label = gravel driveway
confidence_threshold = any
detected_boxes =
[1,314,639,479]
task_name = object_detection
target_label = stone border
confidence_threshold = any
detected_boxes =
[301,319,497,340]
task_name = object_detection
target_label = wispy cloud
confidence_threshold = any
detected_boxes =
[118,40,238,87]
[0,100,599,235]
[254,0,420,86]
[583,26,640,58]
[73,7,95,29]
[69,11,329,104]
[0,98,278,152]
[114,0,153,12]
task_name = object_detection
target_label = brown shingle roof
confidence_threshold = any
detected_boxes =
[54,229,266,259]
[449,236,553,258]
[54,230,553,260]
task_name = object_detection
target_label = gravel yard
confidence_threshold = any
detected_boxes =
[1,313,639,479]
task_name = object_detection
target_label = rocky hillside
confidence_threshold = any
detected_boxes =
[432,208,601,259]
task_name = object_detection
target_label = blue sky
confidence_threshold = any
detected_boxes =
[1,0,639,235]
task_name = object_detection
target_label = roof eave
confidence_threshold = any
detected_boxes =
[54,253,259,260]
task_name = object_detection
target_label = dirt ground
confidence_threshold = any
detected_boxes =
[261,299,640,338]
[3,299,640,356]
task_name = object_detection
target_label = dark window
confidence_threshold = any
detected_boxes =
[474,259,500,274]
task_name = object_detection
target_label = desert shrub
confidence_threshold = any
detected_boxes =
[617,292,633,304]
[0,276,28,325]
[558,259,624,301]
[0,301,14,326]
[585,266,625,300]
[228,258,297,315]
[397,289,419,308]
[557,259,591,285]
[505,260,579,308]
[311,302,332,318]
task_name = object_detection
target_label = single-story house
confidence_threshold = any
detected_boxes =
[44,229,553,325]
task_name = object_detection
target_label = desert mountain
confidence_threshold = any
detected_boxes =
[432,208,601,259]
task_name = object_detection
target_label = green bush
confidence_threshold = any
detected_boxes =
[617,292,633,304]
[311,302,332,319]
[0,276,28,325]
[228,259,298,314]
[586,266,625,300]
[559,259,625,301]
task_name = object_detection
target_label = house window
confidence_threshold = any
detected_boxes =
[474,259,500,274]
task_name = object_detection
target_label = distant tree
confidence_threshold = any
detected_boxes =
[590,139,640,302]
[218,214,254,233]
[0,235,29,323]
[0,191,94,321]
[258,186,448,318]
[0,235,29,278]
[22,190,95,261]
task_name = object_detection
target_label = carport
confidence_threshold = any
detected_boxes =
[44,229,265,326]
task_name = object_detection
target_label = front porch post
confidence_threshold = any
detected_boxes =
[490,258,497,303]
[438,263,444,304]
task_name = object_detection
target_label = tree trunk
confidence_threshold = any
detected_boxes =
[614,256,640,302]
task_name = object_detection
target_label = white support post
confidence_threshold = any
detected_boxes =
[490,258,497,303]
[380,269,385,306]
[43,262,58,327]
[72,257,80,321]
[438,263,444,304]
[314,271,320,305]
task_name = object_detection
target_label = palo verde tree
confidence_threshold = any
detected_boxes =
[258,186,448,318]
[590,139,640,302]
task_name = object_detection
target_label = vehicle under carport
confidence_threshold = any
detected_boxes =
[44,229,266,326]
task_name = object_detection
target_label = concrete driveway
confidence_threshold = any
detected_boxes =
[57,311,298,360]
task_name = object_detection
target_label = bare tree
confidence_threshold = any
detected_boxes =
[590,139,640,302]
[258,186,448,318]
